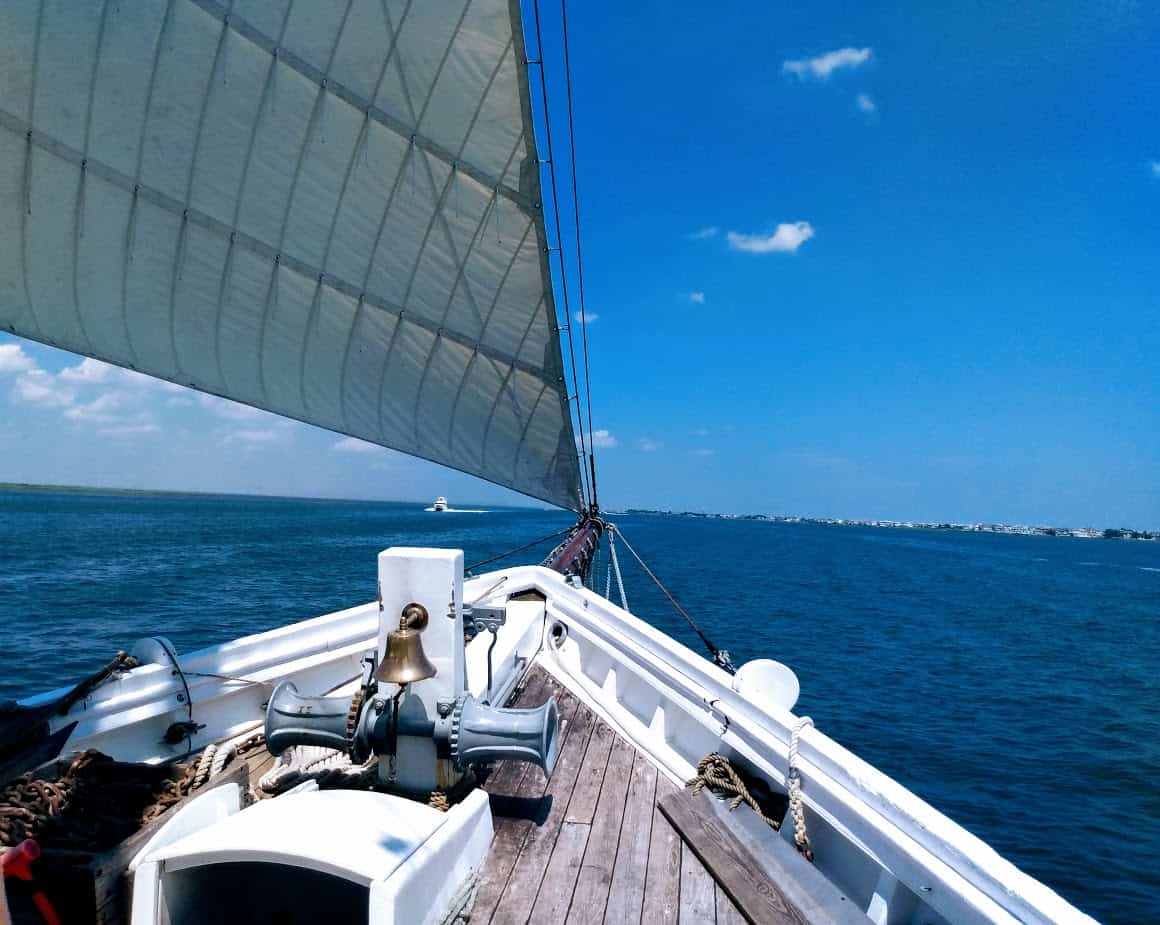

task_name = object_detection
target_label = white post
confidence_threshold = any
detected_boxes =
[377,548,465,792]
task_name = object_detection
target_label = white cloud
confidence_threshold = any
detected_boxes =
[64,393,126,423]
[572,310,599,325]
[0,344,36,375]
[687,226,719,240]
[12,369,76,408]
[198,393,265,421]
[783,47,872,80]
[223,428,283,446]
[727,222,815,254]
[100,423,161,437]
[856,93,876,113]
[638,438,664,452]
[688,292,706,305]
[589,429,618,449]
[5,346,169,435]
[58,357,185,393]
[333,437,383,453]
[58,357,114,383]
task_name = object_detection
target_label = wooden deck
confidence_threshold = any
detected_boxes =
[473,665,744,924]
[238,665,744,923]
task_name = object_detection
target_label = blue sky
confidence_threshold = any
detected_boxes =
[2,1,1159,527]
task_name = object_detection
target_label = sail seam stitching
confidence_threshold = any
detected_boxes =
[334,0,415,435]
[449,219,535,470]
[70,0,113,359]
[211,4,292,398]
[18,0,47,342]
[418,42,523,460]
[0,111,552,383]
[184,0,532,211]
[171,11,231,386]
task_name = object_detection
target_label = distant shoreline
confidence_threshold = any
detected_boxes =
[2,483,1152,538]
[0,481,513,511]
[618,509,1158,540]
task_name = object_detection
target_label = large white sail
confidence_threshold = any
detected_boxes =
[0,0,583,510]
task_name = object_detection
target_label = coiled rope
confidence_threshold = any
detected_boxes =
[687,753,781,829]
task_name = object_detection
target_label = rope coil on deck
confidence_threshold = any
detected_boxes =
[687,753,782,829]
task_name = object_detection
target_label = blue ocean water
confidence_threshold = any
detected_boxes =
[0,488,1156,922]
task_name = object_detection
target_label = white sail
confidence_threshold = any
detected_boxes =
[0,0,583,510]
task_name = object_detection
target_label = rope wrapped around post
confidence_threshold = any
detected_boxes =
[788,716,815,861]
[686,753,782,829]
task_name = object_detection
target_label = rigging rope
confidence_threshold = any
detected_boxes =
[787,716,815,861]
[688,753,781,829]
[607,526,628,609]
[558,0,597,509]
[465,525,574,574]
[530,0,592,511]
[611,525,734,672]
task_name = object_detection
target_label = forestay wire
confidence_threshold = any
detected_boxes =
[608,524,735,674]
[529,0,598,512]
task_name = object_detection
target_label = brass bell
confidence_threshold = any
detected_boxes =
[376,602,437,684]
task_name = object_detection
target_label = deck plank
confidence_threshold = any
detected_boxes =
[641,776,683,925]
[529,820,591,922]
[473,680,585,922]
[564,720,615,824]
[679,841,718,924]
[716,884,748,925]
[602,750,659,925]
[489,700,597,924]
[564,736,635,924]
[660,787,814,925]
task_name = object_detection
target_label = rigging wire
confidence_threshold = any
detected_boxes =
[558,0,598,508]
[465,524,575,574]
[611,524,735,673]
[530,0,592,511]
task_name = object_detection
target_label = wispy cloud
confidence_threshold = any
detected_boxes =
[0,344,36,375]
[223,428,284,447]
[783,47,872,80]
[688,291,706,305]
[572,310,599,325]
[691,427,711,438]
[100,423,161,437]
[197,393,265,421]
[687,226,719,240]
[589,429,618,449]
[333,436,383,453]
[1151,161,1160,177]
[5,348,168,433]
[692,448,716,457]
[11,369,75,408]
[856,93,876,113]
[727,222,815,254]
[59,357,184,392]
[638,437,664,452]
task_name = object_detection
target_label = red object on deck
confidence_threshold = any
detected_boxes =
[3,839,63,925]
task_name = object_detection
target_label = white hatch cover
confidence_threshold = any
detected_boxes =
[150,789,445,884]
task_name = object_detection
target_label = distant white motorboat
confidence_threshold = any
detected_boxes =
[432,497,448,512]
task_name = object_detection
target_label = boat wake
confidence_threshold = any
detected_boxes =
[424,507,489,513]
